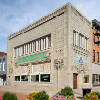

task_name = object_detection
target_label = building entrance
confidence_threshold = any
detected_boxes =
[73,73,77,89]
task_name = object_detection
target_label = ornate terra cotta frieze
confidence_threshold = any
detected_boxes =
[45,50,51,61]
[54,58,64,69]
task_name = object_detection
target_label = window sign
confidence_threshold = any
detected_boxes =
[84,74,89,83]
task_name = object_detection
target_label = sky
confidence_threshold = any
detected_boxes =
[0,0,100,53]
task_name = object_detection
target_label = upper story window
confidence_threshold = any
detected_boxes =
[3,63,5,71]
[97,37,99,46]
[25,44,28,54]
[40,39,41,50]
[0,63,2,71]
[14,34,51,58]
[85,38,88,50]
[22,45,24,55]
[48,36,51,48]
[3,58,5,61]
[79,34,83,48]
[43,38,44,49]
[73,32,76,45]
[34,41,36,52]
[15,48,17,57]
[18,47,20,56]
[30,43,32,53]
[93,50,95,62]
[97,52,99,63]
[43,37,46,49]
[93,33,95,43]
[38,40,39,51]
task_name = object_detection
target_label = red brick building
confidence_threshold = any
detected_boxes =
[92,19,100,86]
[0,52,7,57]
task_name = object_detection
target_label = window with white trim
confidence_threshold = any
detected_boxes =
[44,37,46,49]
[73,32,76,45]
[85,37,88,50]
[14,74,28,82]
[40,74,50,82]
[15,75,20,81]
[84,74,89,83]
[31,73,39,82]
[0,63,2,71]
[38,40,39,51]
[21,75,28,81]
[40,39,41,50]
[14,34,51,57]
[34,41,36,52]
[18,47,20,56]
[25,44,28,54]
[22,45,24,55]
[30,72,50,82]
[48,36,51,48]
[30,42,32,53]
[79,34,83,48]
[15,48,17,57]
[3,63,5,71]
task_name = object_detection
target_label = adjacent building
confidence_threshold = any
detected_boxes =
[7,2,92,92]
[92,19,100,86]
[0,52,7,86]
[0,52,7,57]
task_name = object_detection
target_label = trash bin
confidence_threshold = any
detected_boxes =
[83,88,91,97]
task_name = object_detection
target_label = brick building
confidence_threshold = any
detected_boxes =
[0,52,7,57]
[7,2,92,93]
[0,54,7,86]
[92,19,100,86]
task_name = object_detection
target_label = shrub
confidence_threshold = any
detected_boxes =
[95,91,100,99]
[84,92,98,100]
[59,86,74,96]
[2,92,17,100]
[34,90,49,100]
[51,87,75,100]
[26,92,36,100]
[51,94,75,100]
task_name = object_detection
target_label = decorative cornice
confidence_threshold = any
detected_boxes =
[8,3,67,40]
[8,2,91,40]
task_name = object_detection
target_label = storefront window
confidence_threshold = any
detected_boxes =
[21,75,28,81]
[41,74,50,82]
[31,75,39,82]
[15,76,20,81]
[93,74,99,85]
[84,75,89,83]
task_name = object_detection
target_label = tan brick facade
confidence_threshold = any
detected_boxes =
[7,2,92,93]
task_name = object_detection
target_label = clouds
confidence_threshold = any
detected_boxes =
[0,0,100,53]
